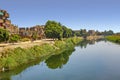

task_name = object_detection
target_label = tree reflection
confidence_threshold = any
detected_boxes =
[79,40,88,48]
[79,39,105,49]
[89,40,95,45]
[45,49,74,69]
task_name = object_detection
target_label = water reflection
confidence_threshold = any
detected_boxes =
[0,39,107,80]
[0,57,46,80]
[45,49,74,69]
[79,39,105,49]
[0,49,74,80]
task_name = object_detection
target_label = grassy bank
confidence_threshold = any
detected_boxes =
[0,48,74,80]
[106,35,120,44]
[0,37,82,71]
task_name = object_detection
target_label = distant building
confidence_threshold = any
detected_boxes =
[0,9,19,34]
[0,9,10,29]
[19,25,45,39]
[88,30,96,36]
[0,9,45,39]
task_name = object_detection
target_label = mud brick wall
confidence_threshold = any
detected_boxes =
[0,10,11,29]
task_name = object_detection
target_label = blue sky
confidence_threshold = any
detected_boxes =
[0,0,120,32]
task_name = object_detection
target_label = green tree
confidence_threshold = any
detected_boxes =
[0,28,9,43]
[45,20,63,40]
[62,26,72,38]
[74,31,81,36]
[103,30,114,36]
[9,34,20,43]
[80,29,88,38]
[96,30,102,35]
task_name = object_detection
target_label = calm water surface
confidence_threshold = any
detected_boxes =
[1,40,120,80]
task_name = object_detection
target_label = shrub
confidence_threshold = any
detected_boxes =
[0,28,9,43]
[54,40,66,49]
[9,34,20,43]
[106,35,120,44]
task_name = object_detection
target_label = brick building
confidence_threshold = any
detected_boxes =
[0,9,19,34]
[0,9,45,39]
[19,25,45,39]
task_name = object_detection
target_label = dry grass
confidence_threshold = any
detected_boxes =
[0,39,54,53]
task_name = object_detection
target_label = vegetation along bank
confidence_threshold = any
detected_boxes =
[106,35,120,44]
[0,37,82,71]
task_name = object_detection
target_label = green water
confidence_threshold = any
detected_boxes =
[1,40,120,80]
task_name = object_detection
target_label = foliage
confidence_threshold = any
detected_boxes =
[0,28,9,42]
[79,29,88,38]
[45,20,63,40]
[54,40,66,49]
[103,30,114,36]
[9,34,20,43]
[106,35,120,43]
[0,44,55,69]
[74,31,81,36]
[45,49,73,69]
[0,37,82,71]
[65,37,82,45]
[73,29,88,38]
[62,26,73,38]
[0,57,17,69]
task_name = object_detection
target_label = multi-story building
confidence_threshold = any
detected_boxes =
[88,30,96,36]
[19,25,45,39]
[0,9,11,29]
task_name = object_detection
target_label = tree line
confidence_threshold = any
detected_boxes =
[44,20,114,40]
[0,20,115,43]
[45,20,73,40]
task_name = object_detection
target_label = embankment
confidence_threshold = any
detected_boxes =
[86,35,104,40]
[0,37,82,71]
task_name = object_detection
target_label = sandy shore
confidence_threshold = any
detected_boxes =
[0,39,54,52]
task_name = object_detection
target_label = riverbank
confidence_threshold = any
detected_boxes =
[0,37,82,71]
[86,35,104,40]
[106,35,120,44]
[0,39,54,53]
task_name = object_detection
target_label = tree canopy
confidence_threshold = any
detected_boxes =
[9,34,20,43]
[62,26,73,38]
[45,20,63,40]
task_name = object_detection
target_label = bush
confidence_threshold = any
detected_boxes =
[0,57,17,69]
[9,34,20,43]
[54,40,66,49]
[0,28,9,43]
[106,35,120,43]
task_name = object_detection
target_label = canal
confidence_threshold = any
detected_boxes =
[0,40,120,80]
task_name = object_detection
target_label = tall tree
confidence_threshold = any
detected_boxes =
[45,20,63,40]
